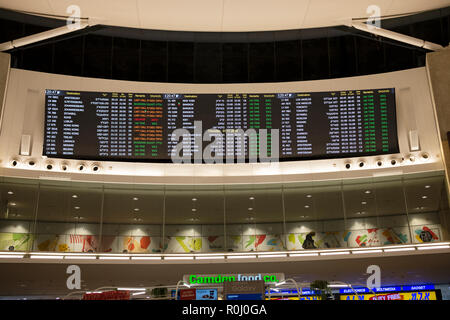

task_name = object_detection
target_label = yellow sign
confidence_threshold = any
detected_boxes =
[267,296,321,300]
[340,291,437,301]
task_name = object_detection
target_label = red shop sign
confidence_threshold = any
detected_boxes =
[179,289,196,300]
[82,290,131,300]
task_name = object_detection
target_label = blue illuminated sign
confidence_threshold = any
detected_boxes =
[227,294,264,300]
[339,284,435,294]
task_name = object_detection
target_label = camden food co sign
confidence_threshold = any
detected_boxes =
[184,273,285,285]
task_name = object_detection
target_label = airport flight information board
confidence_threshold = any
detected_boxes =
[43,88,399,162]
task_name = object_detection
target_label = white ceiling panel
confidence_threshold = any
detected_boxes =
[0,0,448,32]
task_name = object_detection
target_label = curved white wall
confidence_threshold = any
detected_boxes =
[0,67,444,184]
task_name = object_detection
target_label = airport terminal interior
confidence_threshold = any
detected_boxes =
[0,0,449,301]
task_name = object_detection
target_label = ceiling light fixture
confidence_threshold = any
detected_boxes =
[421,195,427,199]
[365,190,371,194]
[74,206,80,210]
[424,185,431,189]
[192,198,197,202]
[134,208,140,212]
[7,191,13,195]
[133,197,139,201]
[304,205,310,209]
[72,195,78,198]
[306,195,312,198]
[249,197,255,200]
[361,201,367,205]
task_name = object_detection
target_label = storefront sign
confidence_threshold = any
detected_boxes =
[184,273,284,285]
[339,284,435,294]
[267,296,322,300]
[179,288,196,300]
[340,291,437,300]
[82,290,130,300]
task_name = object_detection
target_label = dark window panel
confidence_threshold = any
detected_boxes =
[83,34,112,79]
[21,43,53,73]
[222,43,248,83]
[411,19,444,46]
[168,42,194,83]
[302,38,329,80]
[141,40,167,82]
[329,35,357,78]
[275,40,300,81]
[384,42,415,72]
[112,37,139,81]
[355,36,385,75]
[0,19,24,42]
[249,42,274,82]
[194,42,222,83]
[53,36,83,76]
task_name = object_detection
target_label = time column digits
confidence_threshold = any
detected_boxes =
[133,94,164,158]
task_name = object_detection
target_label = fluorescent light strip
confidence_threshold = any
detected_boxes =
[195,256,225,260]
[289,253,319,257]
[64,255,97,260]
[98,256,130,260]
[164,256,194,260]
[417,245,450,250]
[131,256,162,260]
[384,247,416,252]
[0,254,24,258]
[415,242,450,247]
[320,251,350,256]
[30,255,64,259]
[352,249,383,254]
[132,291,146,296]
[226,255,257,259]
[0,251,27,255]
[257,254,287,258]
[257,252,290,255]
[117,288,146,291]
[328,284,350,288]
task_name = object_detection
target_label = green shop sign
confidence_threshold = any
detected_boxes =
[183,273,285,285]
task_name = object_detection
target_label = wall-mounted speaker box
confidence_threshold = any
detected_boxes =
[409,130,420,151]
[19,134,31,156]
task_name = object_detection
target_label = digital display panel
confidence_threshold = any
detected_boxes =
[44,88,399,163]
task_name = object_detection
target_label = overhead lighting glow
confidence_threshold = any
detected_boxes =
[7,191,14,195]
[249,197,255,200]
[417,245,450,250]
[320,251,350,256]
[132,291,146,296]
[421,195,427,199]
[9,202,16,206]
[72,195,78,198]
[289,253,319,257]
[361,201,367,205]
[192,198,197,202]
[365,190,371,194]
[352,249,383,254]
[195,256,225,260]
[424,185,431,189]
[304,205,310,209]
[164,256,194,260]
[133,208,140,212]
[384,247,416,252]
[131,256,162,260]
[0,254,24,259]
[74,206,80,210]
[306,195,312,198]
[98,256,130,260]
[64,255,96,260]
[227,255,257,259]
[257,254,287,258]
[133,197,139,201]
[117,288,146,291]
[30,255,64,259]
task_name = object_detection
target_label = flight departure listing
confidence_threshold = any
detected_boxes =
[43,88,399,163]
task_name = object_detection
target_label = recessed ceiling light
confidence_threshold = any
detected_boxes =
[74,206,80,210]
[9,202,16,206]
[134,208,140,212]
[306,194,312,198]
[192,198,197,202]
[424,185,431,189]
[421,195,427,199]
[249,197,255,200]
[72,195,78,198]
[361,201,367,205]
[304,205,310,208]
[248,207,253,211]
[133,197,139,201]
[7,191,13,195]
[365,190,371,194]
[73,216,83,220]
[191,208,197,212]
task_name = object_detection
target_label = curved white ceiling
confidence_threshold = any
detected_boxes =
[0,0,449,32]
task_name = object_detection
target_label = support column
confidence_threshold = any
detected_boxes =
[426,47,450,240]
[0,52,11,128]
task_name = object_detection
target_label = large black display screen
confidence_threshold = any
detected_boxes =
[44,88,399,163]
